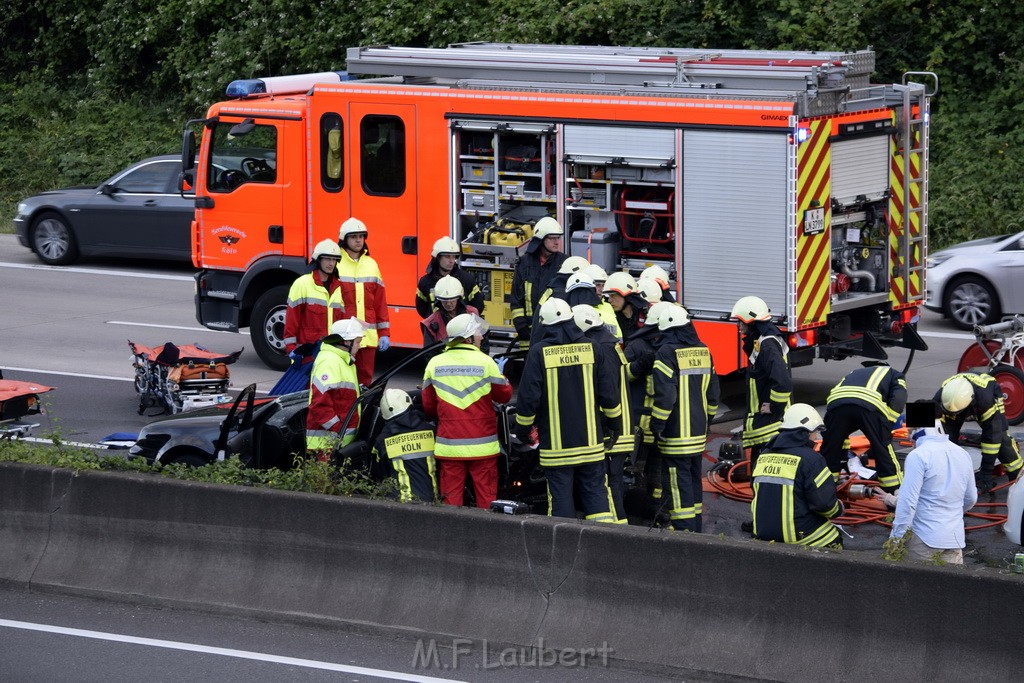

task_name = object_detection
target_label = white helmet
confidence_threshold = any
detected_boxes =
[572,304,603,331]
[380,388,412,420]
[658,305,691,331]
[533,216,564,239]
[328,318,367,341]
[641,264,670,286]
[645,301,676,328]
[566,272,595,292]
[638,278,663,305]
[730,296,771,323]
[604,271,638,297]
[434,275,464,300]
[558,255,590,275]
[431,236,460,258]
[941,376,974,413]
[539,297,573,326]
[584,263,608,283]
[780,403,824,432]
[338,217,368,240]
[446,313,489,341]
[312,238,341,261]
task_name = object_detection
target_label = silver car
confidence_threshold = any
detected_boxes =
[925,230,1024,329]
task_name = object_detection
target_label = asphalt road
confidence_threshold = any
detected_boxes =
[0,588,673,682]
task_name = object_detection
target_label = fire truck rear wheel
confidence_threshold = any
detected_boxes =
[251,285,291,371]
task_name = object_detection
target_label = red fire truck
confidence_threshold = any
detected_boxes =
[184,43,935,372]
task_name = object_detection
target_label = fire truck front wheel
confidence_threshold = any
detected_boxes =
[251,285,291,371]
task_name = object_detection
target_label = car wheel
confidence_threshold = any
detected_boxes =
[31,212,79,265]
[163,450,210,467]
[943,276,1000,330]
[992,365,1024,426]
[251,285,291,371]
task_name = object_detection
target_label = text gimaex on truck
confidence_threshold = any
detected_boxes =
[184,43,935,373]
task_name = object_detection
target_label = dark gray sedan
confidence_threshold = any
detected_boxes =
[13,155,194,265]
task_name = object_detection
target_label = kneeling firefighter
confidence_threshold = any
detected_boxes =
[371,388,438,503]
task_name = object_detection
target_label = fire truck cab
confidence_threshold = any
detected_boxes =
[185,43,935,372]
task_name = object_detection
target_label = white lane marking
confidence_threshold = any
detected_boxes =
[0,366,132,382]
[0,619,462,682]
[16,436,116,450]
[0,367,270,394]
[0,261,193,281]
[107,320,233,333]
[917,330,975,341]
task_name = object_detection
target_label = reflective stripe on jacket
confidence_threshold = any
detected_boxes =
[338,250,388,347]
[649,326,720,457]
[283,271,345,353]
[306,343,360,452]
[751,430,843,547]
[422,342,512,459]
[515,322,622,468]
[827,365,907,424]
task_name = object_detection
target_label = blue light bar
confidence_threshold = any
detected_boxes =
[225,71,353,98]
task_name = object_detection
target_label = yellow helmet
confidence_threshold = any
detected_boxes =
[780,403,824,432]
[941,376,974,413]
[434,275,464,300]
[338,217,368,240]
[312,238,341,261]
[431,236,460,258]
[730,296,771,323]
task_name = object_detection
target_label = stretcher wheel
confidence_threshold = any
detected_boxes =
[992,364,1024,426]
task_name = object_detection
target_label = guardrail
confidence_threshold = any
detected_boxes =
[0,462,1019,681]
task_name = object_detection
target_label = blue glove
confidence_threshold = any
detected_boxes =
[378,336,390,352]
[496,356,510,374]
[894,413,905,429]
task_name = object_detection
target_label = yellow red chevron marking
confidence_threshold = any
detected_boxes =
[889,116,922,305]
[796,118,832,328]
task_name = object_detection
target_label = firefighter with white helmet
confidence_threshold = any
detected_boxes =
[639,264,675,302]
[416,235,484,318]
[821,362,908,492]
[584,264,621,341]
[337,217,389,387]
[933,372,1023,492]
[516,298,622,522]
[422,313,512,508]
[526,254,592,343]
[730,295,792,473]
[420,274,480,348]
[305,318,367,459]
[647,305,720,531]
[283,238,346,360]
[509,216,568,345]
[371,388,439,503]
[604,271,647,339]
[573,303,632,522]
[750,403,844,547]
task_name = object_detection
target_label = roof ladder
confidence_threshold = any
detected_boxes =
[895,72,938,303]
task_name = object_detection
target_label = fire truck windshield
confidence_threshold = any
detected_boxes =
[207,121,278,192]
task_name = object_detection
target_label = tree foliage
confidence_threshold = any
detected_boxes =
[1,0,1021,246]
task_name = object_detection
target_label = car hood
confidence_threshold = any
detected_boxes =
[930,234,1012,259]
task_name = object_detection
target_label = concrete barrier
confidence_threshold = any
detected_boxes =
[0,461,1020,681]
